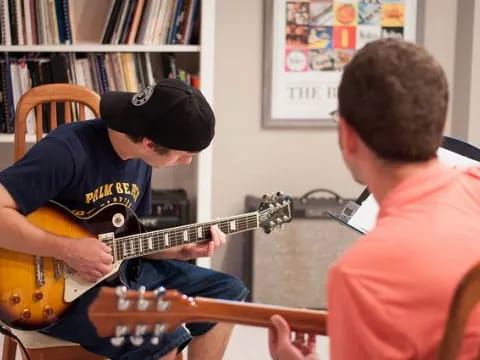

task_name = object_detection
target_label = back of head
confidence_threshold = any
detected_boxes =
[338,38,449,162]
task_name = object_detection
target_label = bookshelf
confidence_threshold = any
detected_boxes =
[0,44,200,52]
[0,0,216,268]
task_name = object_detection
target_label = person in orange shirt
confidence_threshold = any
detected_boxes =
[268,38,480,359]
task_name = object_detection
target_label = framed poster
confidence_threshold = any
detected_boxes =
[263,0,420,128]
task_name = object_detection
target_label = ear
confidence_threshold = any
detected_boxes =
[338,116,359,156]
[141,137,156,152]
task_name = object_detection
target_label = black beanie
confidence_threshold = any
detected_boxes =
[100,79,215,152]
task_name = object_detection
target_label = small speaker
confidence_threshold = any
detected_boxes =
[246,190,360,309]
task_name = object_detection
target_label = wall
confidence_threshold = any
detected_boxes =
[210,0,461,279]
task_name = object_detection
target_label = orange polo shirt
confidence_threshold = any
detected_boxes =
[327,161,480,359]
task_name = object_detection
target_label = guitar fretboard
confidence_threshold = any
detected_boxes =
[112,212,259,261]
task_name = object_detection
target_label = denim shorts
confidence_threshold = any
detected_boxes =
[41,259,248,360]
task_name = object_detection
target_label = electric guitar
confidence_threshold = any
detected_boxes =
[88,286,327,347]
[0,192,292,330]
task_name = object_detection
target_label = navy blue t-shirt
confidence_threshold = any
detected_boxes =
[0,119,152,217]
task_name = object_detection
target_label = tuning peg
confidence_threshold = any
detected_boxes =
[130,324,148,346]
[276,218,283,224]
[153,286,166,297]
[116,286,130,311]
[151,323,167,344]
[137,286,149,311]
[157,298,170,312]
[111,337,125,347]
[111,324,128,347]
[130,335,144,346]
[283,216,290,221]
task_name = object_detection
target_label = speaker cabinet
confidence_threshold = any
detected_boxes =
[247,192,360,309]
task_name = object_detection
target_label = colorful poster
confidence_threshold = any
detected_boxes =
[265,0,417,127]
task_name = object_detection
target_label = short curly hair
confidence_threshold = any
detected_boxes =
[338,38,449,162]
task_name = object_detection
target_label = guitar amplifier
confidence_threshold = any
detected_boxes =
[140,189,190,231]
[246,189,360,309]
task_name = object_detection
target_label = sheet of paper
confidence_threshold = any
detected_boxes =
[346,147,480,234]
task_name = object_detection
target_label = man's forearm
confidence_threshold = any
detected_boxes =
[0,207,70,259]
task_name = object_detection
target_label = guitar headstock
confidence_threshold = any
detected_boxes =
[88,286,197,347]
[88,285,328,346]
[258,192,293,234]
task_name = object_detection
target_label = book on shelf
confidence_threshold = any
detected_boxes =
[0,52,199,135]
[0,0,200,45]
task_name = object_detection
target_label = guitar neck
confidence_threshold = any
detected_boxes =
[88,288,327,339]
[114,212,259,261]
[190,297,327,334]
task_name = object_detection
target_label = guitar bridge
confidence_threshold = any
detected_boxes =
[53,259,64,280]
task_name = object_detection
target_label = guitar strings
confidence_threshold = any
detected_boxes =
[101,205,289,261]
[109,217,258,260]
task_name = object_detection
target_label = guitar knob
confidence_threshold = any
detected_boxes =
[276,219,282,224]
[33,291,43,302]
[21,309,31,319]
[283,216,289,221]
[9,294,21,305]
[43,306,54,318]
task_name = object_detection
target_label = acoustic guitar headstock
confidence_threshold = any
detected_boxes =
[88,286,197,347]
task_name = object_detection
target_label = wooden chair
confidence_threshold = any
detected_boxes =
[2,83,103,360]
[438,262,480,360]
